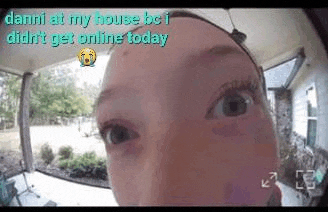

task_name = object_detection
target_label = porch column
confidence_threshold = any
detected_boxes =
[19,72,34,172]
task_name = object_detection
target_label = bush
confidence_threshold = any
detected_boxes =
[58,151,107,180]
[80,151,97,166]
[70,166,107,180]
[58,159,68,169]
[278,140,302,187]
[59,152,106,169]
[82,151,97,160]
[40,143,55,165]
[96,157,106,168]
[58,159,74,170]
[58,145,74,160]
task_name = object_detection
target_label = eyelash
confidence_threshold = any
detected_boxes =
[205,77,261,119]
[99,124,112,143]
[99,120,139,145]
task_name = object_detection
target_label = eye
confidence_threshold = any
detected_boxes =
[207,93,253,118]
[103,124,139,145]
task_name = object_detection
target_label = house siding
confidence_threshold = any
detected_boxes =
[289,61,328,151]
[288,61,328,178]
[291,70,315,139]
[315,67,328,150]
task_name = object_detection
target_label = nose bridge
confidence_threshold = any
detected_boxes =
[139,120,212,205]
[159,120,201,175]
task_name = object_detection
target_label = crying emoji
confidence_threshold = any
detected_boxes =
[78,48,96,67]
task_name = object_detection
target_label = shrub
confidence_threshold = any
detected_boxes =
[82,151,97,160]
[58,158,76,170]
[40,143,55,165]
[69,157,83,169]
[77,151,98,168]
[278,140,302,187]
[59,151,108,180]
[58,145,74,160]
[58,159,69,169]
[96,157,106,168]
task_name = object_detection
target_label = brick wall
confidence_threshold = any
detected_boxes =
[274,89,292,144]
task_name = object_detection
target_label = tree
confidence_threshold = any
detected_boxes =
[78,81,101,113]
[0,64,97,128]
[0,72,22,129]
[29,66,94,125]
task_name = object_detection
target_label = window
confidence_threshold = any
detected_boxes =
[306,85,317,148]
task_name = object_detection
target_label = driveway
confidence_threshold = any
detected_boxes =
[30,125,106,158]
[0,125,107,158]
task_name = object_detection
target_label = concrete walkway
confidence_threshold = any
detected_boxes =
[276,181,305,206]
[8,171,118,206]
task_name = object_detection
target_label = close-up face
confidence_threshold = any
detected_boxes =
[96,17,280,206]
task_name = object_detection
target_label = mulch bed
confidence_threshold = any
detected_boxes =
[0,150,24,178]
[0,149,110,189]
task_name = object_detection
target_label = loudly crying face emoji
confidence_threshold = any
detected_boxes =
[78,48,96,67]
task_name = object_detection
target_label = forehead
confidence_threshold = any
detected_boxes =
[98,18,261,121]
[103,18,256,87]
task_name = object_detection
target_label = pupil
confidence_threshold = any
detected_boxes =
[110,126,129,144]
[229,102,238,112]
[223,95,247,116]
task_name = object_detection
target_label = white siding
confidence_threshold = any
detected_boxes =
[315,68,328,150]
[290,61,328,150]
[291,74,312,138]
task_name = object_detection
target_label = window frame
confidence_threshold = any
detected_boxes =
[305,83,318,148]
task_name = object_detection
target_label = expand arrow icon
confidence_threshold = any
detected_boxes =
[261,179,270,188]
[269,172,278,181]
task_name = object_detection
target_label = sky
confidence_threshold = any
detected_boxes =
[67,54,111,88]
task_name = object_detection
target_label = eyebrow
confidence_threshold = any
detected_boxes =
[96,87,118,110]
[95,86,138,111]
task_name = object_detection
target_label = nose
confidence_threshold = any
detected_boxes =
[85,58,89,63]
[137,121,227,206]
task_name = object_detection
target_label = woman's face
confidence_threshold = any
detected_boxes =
[96,17,280,206]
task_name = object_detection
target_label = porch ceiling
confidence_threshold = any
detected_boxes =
[0,8,326,76]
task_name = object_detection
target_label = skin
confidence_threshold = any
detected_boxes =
[96,17,281,206]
